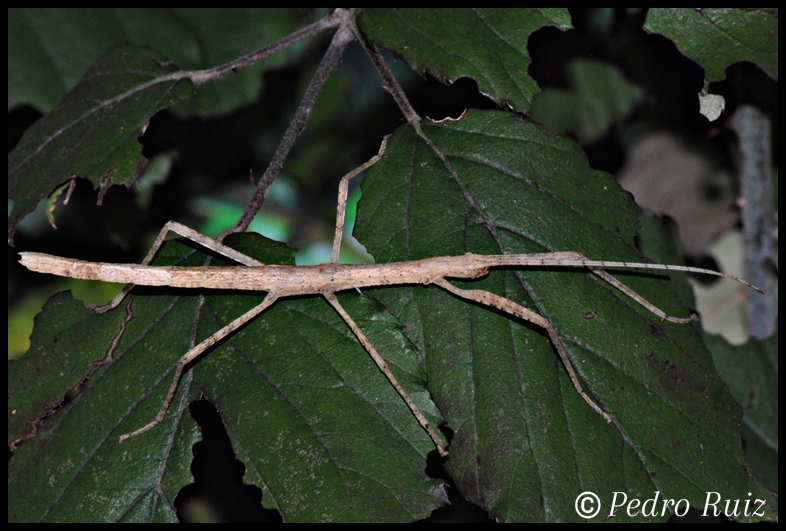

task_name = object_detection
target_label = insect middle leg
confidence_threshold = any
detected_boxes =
[323,291,448,456]
[102,223,278,442]
[326,137,448,455]
[331,135,389,263]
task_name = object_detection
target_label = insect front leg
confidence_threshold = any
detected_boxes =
[432,277,613,424]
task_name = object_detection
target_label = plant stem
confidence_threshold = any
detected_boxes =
[729,105,777,339]
[227,9,358,237]
[189,11,343,86]
[351,17,421,125]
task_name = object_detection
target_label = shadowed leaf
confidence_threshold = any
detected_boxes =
[8,44,195,241]
[644,8,778,82]
[358,8,571,112]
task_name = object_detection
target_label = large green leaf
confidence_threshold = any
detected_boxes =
[358,8,571,113]
[707,332,779,493]
[355,111,776,521]
[8,290,200,522]
[8,44,195,241]
[8,8,307,114]
[644,8,778,82]
[530,60,645,143]
[7,9,321,242]
[9,111,776,522]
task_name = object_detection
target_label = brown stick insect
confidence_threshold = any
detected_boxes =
[18,137,763,458]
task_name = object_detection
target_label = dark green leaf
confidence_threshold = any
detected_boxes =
[8,291,199,522]
[531,60,645,142]
[8,9,314,242]
[8,8,307,114]
[358,8,571,112]
[8,44,195,241]
[355,111,776,521]
[644,8,778,82]
[706,332,778,492]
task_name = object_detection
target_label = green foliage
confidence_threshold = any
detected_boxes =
[531,60,645,142]
[359,8,571,112]
[644,8,778,82]
[7,8,305,113]
[706,332,779,493]
[8,45,195,236]
[8,8,777,523]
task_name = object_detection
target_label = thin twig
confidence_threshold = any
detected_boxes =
[227,9,359,237]
[189,12,344,85]
[350,17,421,125]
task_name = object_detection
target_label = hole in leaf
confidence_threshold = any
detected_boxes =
[176,398,281,523]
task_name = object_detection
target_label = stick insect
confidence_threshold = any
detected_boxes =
[19,138,763,458]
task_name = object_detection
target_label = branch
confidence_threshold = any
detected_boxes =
[729,105,777,339]
[188,11,343,86]
[226,9,359,237]
[350,17,420,125]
